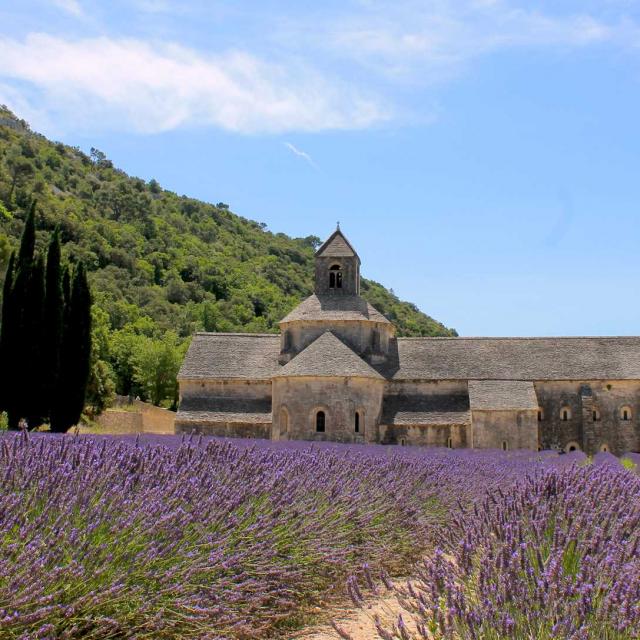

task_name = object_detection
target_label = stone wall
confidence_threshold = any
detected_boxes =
[180,379,272,401]
[95,401,176,434]
[175,420,271,439]
[135,401,176,434]
[272,376,384,443]
[281,319,393,362]
[315,255,359,295]
[380,423,468,447]
[471,409,538,450]
[536,380,640,455]
[95,410,143,434]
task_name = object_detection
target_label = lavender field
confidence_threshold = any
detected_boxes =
[0,433,638,639]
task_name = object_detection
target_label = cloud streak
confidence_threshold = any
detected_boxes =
[0,2,637,136]
[318,1,615,81]
[51,0,84,17]
[284,142,318,169]
[0,33,388,135]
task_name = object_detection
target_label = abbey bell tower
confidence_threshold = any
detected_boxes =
[314,226,361,296]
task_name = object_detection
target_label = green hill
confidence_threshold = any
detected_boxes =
[0,106,456,408]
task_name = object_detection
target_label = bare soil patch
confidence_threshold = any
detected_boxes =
[290,579,415,640]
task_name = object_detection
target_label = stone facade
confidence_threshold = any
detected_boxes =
[535,380,640,454]
[177,227,640,455]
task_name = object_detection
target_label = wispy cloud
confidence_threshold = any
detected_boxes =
[51,0,84,17]
[0,1,637,136]
[314,1,615,82]
[284,142,318,169]
[0,34,389,135]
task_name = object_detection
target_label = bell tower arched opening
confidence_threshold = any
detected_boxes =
[329,264,343,289]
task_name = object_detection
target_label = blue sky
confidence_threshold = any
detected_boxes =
[1,0,639,336]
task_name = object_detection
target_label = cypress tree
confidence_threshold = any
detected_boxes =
[5,204,36,429]
[43,228,63,418]
[23,254,46,427]
[0,252,16,415]
[52,264,92,432]
[50,266,70,432]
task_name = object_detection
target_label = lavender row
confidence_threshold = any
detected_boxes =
[373,462,640,639]
[0,433,544,639]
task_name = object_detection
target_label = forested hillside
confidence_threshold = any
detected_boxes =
[0,106,456,409]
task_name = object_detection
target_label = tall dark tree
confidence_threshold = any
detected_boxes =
[43,228,63,416]
[2,204,37,428]
[0,251,16,415]
[23,254,46,426]
[51,263,92,432]
[50,266,70,432]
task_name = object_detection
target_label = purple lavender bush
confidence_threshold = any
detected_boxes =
[375,464,640,639]
[0,433,525,639]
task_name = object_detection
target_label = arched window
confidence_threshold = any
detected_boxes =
[502,441,508,451]
[592,408,601,422]
[400,438,406,447]
[600,443,609,453]
[620,406,632,421]
[447,437,453,449]
[354,411,360,433]
[537,409,543,422]
[329,264,342,289]
[560,406,571,422]
[565,441,581,453]
[316,411,325,433]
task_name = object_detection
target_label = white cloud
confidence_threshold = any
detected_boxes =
[0,33,389,134]
[284,142,318,169]
[311,1,616,81]
[0,2,636,136]
[51,0,84,17]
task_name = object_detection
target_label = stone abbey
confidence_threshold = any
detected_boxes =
[177,228,640,455]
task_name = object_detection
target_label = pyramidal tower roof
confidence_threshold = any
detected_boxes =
[274,331,384,379]
[315,226,360,260]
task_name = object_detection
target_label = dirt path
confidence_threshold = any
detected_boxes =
[291,580,416,640]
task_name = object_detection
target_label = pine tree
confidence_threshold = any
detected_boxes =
[43,228,63,418]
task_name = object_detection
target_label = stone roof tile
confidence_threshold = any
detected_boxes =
[274,331,384,379]
[180,334,640,382]
[382,394,471,426]
[179,333,280,380]
[387,336,640,381]
[316,228,359,258]
[280,294,391,325]
[468,380,538,411]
